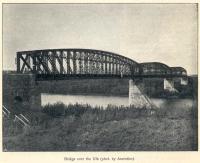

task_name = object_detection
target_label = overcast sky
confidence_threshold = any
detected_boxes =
[3,4,197,74]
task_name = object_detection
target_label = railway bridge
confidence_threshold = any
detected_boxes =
[3,48,188,110]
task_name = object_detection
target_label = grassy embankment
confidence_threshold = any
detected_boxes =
[3,101,198,151]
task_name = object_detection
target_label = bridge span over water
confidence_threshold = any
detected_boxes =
[3,48,188,112]
[16,49,187,80]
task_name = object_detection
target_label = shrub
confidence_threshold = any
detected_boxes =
[42,102,65,117]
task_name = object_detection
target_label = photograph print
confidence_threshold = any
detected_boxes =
[2,3,198,151]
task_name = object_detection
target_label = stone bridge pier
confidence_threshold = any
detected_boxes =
[164,78,178,92]
[3,73,41,112]
[129,79,154,109]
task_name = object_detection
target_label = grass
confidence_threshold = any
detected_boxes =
[3,102,198,151]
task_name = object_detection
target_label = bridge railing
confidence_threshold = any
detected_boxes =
[14,115,30,127]
[3,105,11,118]
[3,105,30,127]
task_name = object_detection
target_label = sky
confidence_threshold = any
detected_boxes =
[3,4,198,74]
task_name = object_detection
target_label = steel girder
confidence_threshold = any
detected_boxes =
[16,49,187,80]
[140,62,172,75]
[17,49,139,76]
[170,67,187,75]
[140,62,187,76]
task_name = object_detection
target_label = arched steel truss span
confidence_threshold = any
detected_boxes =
[16,49,187,80]
[140,62,172,75]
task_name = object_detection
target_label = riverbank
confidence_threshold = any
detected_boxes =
[3,102,198,151]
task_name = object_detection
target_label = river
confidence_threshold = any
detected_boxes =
[41,93,194,109]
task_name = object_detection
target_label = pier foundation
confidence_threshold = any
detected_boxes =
[129,79,153,109]
[164,78,178,92]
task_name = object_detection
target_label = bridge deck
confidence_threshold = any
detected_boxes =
[35,74,187,81]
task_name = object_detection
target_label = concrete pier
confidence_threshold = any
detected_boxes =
[164,78,178,92]
[181,77,188,85]
[129,79,153,109]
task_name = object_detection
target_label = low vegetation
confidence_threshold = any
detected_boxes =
[3,102,198,151]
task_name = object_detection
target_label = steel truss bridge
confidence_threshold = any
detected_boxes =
[16,48,187,81]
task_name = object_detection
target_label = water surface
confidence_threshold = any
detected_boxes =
[41,93,194,109]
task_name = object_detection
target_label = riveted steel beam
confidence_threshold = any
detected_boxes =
[16,49,187,80]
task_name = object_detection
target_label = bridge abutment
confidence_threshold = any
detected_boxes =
[3,72,41,112]
[129,79,153,109]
